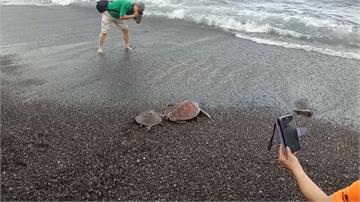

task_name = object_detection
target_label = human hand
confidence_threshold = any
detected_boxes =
[279,144,303,173]
[133,7,139,17]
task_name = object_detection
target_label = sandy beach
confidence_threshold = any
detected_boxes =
[1,5,359,201]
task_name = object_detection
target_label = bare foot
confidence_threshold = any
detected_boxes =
[97,48,104,55]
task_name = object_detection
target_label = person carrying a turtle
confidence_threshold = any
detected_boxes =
[97,0,145,54]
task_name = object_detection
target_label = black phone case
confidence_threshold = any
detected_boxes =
[278,117,301,152]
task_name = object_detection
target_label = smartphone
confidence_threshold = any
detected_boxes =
[277,114,301,152]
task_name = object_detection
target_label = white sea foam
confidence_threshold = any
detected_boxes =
[51,0,91,6]
[143,0,360,60]
[0,0,95,6]
[235,33,360,60]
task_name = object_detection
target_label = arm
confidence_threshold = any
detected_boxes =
[119,6,139,20]
[292,166,330,202]
[279,145,332,202]
[119,13,137,20]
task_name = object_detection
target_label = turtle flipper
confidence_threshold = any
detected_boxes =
[293,109,313,117]
[176,120,189,124]
[146,125,152,131]
[200,109,211,119]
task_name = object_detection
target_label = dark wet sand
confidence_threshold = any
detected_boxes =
[1,5,359,201]
[2,92,359,201]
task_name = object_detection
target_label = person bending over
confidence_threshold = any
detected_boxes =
[98,0,145,54]
[278,144,359,202]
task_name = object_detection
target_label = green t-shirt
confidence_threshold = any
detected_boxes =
[107,0,133,18]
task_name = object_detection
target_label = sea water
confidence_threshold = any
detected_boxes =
[1,0,360,60]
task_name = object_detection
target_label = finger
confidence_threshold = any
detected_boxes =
[279,144,285,158]
[286,147,292,155]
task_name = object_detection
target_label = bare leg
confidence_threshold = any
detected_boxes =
[98,32,106,54]
[122,28,130,49]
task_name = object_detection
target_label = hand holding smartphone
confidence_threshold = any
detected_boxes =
[277,114,301,153]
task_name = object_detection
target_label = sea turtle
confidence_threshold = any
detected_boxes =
[164,100,211,122]
[293,109,313,117]
[135,110,162,130]
[293,99,313,117]
[134,15,142,24]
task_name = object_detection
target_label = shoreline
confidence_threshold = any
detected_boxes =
[1,6,359,126]
[1,5,359,61]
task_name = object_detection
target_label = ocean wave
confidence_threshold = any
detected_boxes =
[235,33,360,60]
[147,9,359,47]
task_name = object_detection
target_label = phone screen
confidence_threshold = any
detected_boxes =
[278,115,301,152]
